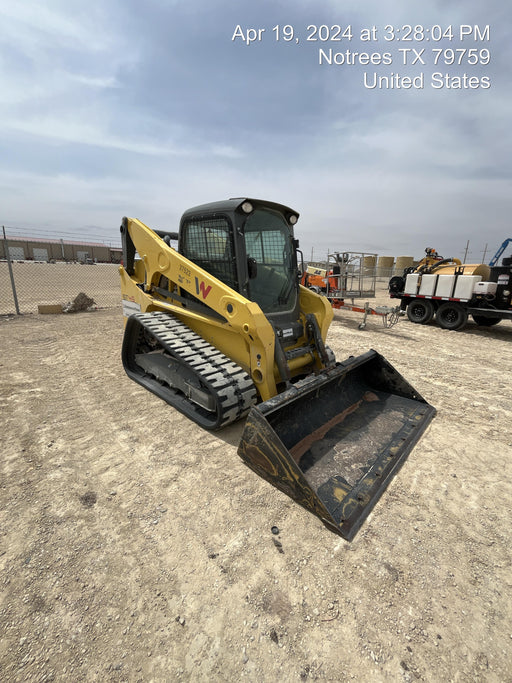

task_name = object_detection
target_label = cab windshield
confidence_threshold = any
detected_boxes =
[244,208,297,314]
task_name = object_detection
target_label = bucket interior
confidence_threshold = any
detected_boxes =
[239,352,435,540]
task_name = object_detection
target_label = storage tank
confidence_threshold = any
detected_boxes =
[363,255,377,272]
[404,273,420,295]
[377,256,395,277]
[453,275,481,299]
[436,274,456,298]
[419,274,437,296]
[394,256,414,274]
[431,262,491,280]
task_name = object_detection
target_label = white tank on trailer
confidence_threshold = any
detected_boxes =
[405,273,420,294]
[454,275,481,299]
[419,274,437,296]
[474,281,498,296]
[435,274,456,298]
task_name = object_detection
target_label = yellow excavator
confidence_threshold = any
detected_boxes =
[119,198,435,540]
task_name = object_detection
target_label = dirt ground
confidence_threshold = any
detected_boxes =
[1,288,512,682]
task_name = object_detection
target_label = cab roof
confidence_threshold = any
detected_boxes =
[180,197,299,222]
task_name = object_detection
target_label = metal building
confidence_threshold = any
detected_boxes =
[0,236,122,263]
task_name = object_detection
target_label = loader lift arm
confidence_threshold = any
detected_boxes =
[121,216,280,401]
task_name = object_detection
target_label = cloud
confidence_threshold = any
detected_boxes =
[1,112,244,159]
[0,2,114,52]
[0,0,510,263]
[67,74,121,89]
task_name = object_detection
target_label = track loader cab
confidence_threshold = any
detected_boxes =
[178,198,303,339]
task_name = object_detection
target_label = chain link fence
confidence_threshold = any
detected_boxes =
[2,259,402,317]
[1,228,416,316]
[1,260,122,315]
[1,225,123,315]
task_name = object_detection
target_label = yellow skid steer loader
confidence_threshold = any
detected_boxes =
[120,198,435,540]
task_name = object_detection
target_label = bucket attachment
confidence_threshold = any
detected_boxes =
[238,350,435,541]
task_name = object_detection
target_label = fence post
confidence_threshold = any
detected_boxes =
[2,226,21,315]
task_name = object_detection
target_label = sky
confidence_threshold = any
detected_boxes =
[0,0,510,262]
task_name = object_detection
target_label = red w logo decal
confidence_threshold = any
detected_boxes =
[195,277,212,300]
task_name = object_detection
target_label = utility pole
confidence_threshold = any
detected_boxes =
[462,240,470,264]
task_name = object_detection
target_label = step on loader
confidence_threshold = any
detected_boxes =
[120,198,435,540]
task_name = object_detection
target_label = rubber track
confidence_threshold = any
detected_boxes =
[133,311,257,428]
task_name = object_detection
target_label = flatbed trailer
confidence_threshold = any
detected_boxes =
[304,252,400,329]
[329,298,401,329]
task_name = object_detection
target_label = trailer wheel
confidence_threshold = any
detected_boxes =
[436,302,468,330]
[471,314,502,327]
[406,299,434,324]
